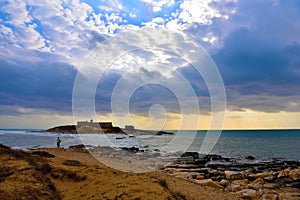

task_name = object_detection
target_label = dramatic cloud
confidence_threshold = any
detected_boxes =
[0,57,77,115]
[209,0,300,112]
[0,0,300,129]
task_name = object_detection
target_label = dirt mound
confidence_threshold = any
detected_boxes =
[0,145,60,200]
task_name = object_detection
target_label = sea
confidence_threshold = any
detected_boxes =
[0,129,300,162]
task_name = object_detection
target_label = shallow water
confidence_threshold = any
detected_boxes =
[0,129,299,161]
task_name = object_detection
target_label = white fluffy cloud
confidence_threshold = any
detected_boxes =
[98,0,123,12]
[179,0,219,24]
[0,0,237,66]
[3,0,32,25]
[0,0,130,66]
[140,0,237,41]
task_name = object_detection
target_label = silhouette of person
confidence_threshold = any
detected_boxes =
[56,137,61,148]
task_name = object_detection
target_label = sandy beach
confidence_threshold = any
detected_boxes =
[1,143,300,200]
[0,144,240,200]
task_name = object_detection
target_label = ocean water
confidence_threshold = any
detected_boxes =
[0,129,299,161]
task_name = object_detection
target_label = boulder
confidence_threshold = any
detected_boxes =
[121,147,139,153]
[69,144,85,149]
[203,154,223,161]
[245,155,255,160]
[69,144,89,153]
[181,152,199,159]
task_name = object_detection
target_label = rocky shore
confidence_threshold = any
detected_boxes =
[2,141,299,199]
[67,144,300,199]
[163,152,300,199]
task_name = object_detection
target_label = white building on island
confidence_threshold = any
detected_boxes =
[77,119,113,128]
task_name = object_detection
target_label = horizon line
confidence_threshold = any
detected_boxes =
[1,127,300,131]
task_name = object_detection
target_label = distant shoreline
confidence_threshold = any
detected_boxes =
[2,128,300,131]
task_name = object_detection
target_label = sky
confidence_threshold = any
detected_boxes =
[0,0,300,130]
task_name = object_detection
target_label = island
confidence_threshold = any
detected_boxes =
[45,119,174,135]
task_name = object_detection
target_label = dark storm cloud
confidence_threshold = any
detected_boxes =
[214,28,300,92]
[1,0,300,118]
[0,58,77,114]
[181,0,300,113]
[128,83,180,116]
[208,0,300,112]
[95,72,122,114]
[177,65,210,97]
[94,71,182,116]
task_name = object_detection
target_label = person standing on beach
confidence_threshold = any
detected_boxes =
[56,137,61,148]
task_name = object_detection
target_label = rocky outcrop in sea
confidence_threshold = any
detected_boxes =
[45,125,124,134]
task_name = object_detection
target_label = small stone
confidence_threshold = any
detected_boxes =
[195,178,213,185]
[232,179,250,186]
[272,195,280,200]
[237,189,257,199]
[252,178,264,184]
[250,172,272,179]
[245,178,264,190]
[257,189,264,196]
[227,184,243,192]
[195,175,205,180]
[208,181,225,190]
[264,183,276,189]
[195,179,224,189]
[289,168,300,180]
[219,179,230,187]
[278,168,290,178]
[262,193,280,200]
[252,183,263,190]
[264,175,276,182]
[290,181,300,188]
[225,171,246,180]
